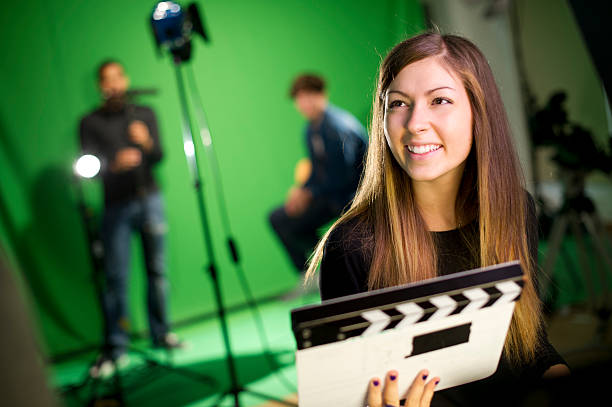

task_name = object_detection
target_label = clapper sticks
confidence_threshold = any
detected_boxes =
[291,261,523,407]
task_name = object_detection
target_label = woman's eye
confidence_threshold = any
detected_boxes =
[388,100,407,109]
[432,97,451,105]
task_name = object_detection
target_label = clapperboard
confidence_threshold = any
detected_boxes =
[291,261,524,406]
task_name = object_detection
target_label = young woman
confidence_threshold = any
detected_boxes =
[306,32,569,407]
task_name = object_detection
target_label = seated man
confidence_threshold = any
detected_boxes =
[269,73,368,297]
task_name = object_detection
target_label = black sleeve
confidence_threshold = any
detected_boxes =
[141,107,163,164]
[319,219,371,301]
[531,327,568,378]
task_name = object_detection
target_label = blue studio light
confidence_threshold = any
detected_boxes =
[150,1,208,62]
[151,2,186,50]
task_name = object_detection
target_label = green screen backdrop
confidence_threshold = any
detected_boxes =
[0,0,425,358]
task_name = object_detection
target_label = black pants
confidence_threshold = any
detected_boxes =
[269,198,340,274]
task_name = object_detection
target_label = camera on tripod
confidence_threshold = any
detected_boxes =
[531,90,611,177]
[531,90,612,316]
[530,90,612,225]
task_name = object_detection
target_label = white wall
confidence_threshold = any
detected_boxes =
[423,0,535,191]
[423,0,612,222]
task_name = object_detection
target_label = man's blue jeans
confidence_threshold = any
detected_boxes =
[101,191,169,357]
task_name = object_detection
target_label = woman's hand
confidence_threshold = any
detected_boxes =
[367,369,439,407]
[542,363,570,379]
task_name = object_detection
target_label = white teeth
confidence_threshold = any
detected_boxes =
[407,144,441,154]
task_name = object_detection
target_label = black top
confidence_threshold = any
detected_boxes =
[79,104,163,206]
[319,197,567,406]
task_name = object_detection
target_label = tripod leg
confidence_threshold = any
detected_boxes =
[581,213,612,309]
[559,243,584,289]
[582,212,612,272]
[570,216,598,310]
[589,212,612,253]
[542,215,569,305]
[577,212,612,350]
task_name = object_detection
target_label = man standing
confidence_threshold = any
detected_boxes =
[269,74,367,297]
[79,60,181,378]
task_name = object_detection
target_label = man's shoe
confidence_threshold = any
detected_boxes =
[89,354,115,380]
[89,353,129,379]
[154,332,186,350]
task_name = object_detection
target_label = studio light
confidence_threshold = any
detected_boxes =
[150,1,208,62]
[148,4,296,406]
[74,154,101,179]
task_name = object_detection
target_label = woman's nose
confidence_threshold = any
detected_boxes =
[405,103,429,135]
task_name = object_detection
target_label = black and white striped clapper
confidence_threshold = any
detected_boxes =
[291,261,524,407]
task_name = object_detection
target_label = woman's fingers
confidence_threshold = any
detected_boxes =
[367,377,382,407]
[382,370,400,407]
[419,377,439,407]
[403,369,439,406]
[368,370,439,407]
[404,369,429,406]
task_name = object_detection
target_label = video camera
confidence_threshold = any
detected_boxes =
[530,90,612,175]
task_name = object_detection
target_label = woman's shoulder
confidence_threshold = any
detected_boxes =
[320,213,373,300]
[326,214,373,253]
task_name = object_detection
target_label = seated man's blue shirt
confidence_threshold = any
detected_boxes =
[303,105,368,210]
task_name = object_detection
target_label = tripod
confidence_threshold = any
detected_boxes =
[541,170,612,355]
[59,174,125,406]
[171,57,297,407]
[62,172,217,407]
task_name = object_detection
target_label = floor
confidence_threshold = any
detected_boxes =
[546,305,612,370]
[50,234,612,407]
[52,292,318,407]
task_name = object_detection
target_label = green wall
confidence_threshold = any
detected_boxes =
[0,0,424,358]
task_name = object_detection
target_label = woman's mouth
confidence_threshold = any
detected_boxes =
[406,144,442,155]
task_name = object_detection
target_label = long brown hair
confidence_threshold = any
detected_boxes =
[306,32,541,365]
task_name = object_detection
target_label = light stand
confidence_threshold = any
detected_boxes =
[184,64,298,400]
[174,56,242,405]
[64,156,217,407]
[61,162,125,406]
[172,55,296,407]
[151,2,297,405]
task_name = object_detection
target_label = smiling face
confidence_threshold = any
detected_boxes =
[383,56,473,188]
